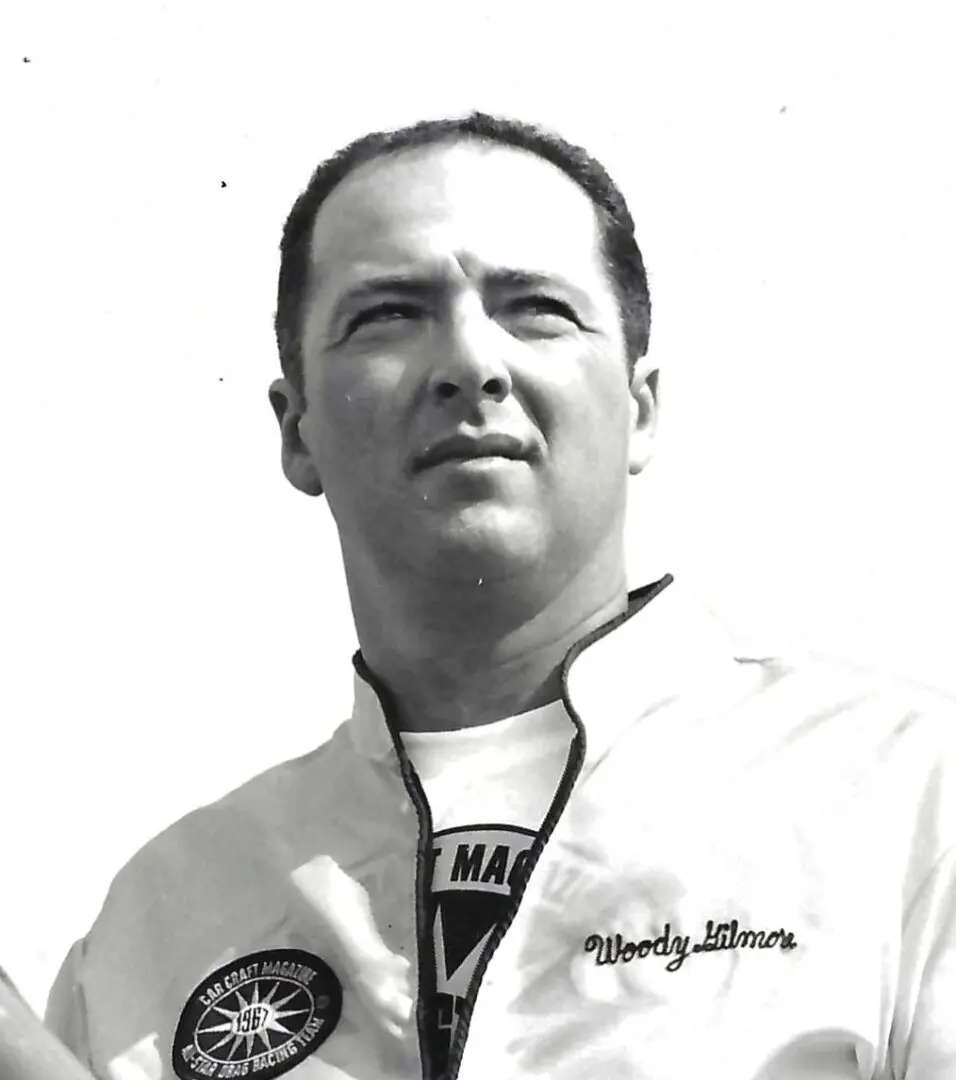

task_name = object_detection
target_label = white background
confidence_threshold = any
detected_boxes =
[2,0,954,1014]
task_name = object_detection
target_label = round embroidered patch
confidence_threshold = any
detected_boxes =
[172,948,342,1080]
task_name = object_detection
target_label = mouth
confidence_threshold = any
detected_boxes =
[413,433,531,473]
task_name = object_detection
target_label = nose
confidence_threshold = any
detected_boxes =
[426,305,513,405]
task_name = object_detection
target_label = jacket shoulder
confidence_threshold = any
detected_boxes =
[87,721,357,949]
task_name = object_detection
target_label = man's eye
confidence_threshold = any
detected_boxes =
[347,302,420,334]
[506,296,578,322]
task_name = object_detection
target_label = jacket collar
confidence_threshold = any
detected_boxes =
[347,575,763,765]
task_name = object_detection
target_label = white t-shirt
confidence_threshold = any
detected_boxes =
[401,701,574,1075]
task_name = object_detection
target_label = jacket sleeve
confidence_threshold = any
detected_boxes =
[45,940,97,1077]
[892,844,956,1078]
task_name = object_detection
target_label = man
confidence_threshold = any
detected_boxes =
[45,113,956,1079]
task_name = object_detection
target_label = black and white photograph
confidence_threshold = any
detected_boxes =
[2,2,955,1078]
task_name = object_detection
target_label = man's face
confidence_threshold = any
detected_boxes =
[284,141,654,584]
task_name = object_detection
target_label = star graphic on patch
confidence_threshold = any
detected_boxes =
[196,981,310,1060]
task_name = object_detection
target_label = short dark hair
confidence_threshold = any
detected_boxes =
[275,112,651,392]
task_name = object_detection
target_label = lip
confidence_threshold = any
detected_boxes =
[413,432,531,472]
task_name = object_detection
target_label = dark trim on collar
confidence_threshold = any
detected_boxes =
[349,574,675,1079]
[445,573,674,1075]
[349,574,676,723]
[559,574,676,708]
[350,653,438,1080]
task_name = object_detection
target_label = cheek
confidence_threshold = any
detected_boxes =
[305,355,409,461]
[535,360,632,470]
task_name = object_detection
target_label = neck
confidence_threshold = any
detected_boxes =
[346,544,629,732]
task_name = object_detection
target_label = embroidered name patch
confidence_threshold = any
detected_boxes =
[585,919,798,973]
[172,948,342,1080]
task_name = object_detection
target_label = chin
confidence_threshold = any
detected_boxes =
[425,508,546,580]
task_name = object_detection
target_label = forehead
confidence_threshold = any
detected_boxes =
[306,141,609,297]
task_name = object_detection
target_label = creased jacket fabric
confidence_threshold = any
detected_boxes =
[47,577,956,1079]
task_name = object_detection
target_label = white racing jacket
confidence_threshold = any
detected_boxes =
[47,577,956,1079]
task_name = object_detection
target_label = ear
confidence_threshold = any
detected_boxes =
[268,377,323,496]
[627,355,659,476]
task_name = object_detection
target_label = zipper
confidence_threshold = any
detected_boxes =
[444,574,674,1078]
[352,654,439,1080]
[443,717,585,1077]
[353,573,673,1080]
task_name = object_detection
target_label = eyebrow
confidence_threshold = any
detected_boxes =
[327,267,587,327]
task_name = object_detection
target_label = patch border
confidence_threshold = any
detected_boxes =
[172,947,342,1080]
